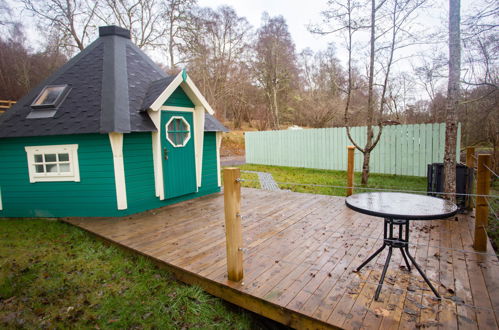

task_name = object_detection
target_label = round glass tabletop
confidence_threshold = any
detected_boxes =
[345,192,458,220]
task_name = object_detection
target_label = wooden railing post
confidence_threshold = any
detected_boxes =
[474,154,491,252]
[466,147,475,210]
[466,147,475,169]
[223,167,243,281]
[347,146,355,196]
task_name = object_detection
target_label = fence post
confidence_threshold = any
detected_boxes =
[466,147,475,169]
[466,147,475,210]
[223,167,244,281]
[474,154,491,252]
[347,146,355,196]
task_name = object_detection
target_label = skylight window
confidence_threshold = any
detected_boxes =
[31,85,69,108]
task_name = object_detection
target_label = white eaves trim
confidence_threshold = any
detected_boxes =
[216,132,223,187]
[148,71,214,115]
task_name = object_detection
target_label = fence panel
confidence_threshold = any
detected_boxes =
[245,123,461,177]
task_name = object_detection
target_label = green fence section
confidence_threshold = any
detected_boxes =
[245,123,461,177]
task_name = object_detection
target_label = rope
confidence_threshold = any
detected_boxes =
[485,197,499,220]
[238,179,499,199]
[483,163,499,179]
[349,233,499,258]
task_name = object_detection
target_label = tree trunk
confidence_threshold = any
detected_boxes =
[272,87,279,129]
[361,151,371,184]
[361,0,377,185]
[443,0,461,202]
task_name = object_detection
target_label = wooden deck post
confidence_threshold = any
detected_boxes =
[347,146,355,196]
[223,167,244,281]
[474,154,491,252]
[466,147,475,210]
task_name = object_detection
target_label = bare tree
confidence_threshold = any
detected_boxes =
[95,0,171,50]
[254,13,298,129]
[181,6,253,122]
[164,0,196,69]
[443,0,461,201]
[20,0,98,53]
[296,45,345,127]
[313,0,428,184]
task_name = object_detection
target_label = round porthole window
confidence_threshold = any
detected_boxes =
[166,116,191,147]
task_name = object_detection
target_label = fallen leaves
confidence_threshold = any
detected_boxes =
[374,308,390,317]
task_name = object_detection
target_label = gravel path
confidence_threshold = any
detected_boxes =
[242,170,280,191]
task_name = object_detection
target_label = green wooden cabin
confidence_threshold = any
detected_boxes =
[0,26,228,218]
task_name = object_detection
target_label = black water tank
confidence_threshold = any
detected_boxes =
[427,163,473,210]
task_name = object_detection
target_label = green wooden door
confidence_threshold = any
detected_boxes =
[161,111,197,199]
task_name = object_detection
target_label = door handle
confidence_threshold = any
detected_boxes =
[163,147,168,160]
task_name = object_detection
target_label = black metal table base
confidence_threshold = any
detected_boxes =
[356,218,441,301]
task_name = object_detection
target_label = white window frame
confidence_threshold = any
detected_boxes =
[25,144,80,183]
[165,116,191,148]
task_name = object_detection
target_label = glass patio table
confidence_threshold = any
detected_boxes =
[345,192,458,301]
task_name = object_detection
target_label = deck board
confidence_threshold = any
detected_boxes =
[65,188,499,329]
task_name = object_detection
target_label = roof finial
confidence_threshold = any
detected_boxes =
[182,68,187,82]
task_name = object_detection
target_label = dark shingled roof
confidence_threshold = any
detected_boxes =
[204,113,229,132]
[140,76,175,111]
[0,26,169,138]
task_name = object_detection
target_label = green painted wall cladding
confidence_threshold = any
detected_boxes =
[122,131,220,215]
[0,134,116,217]
[0,132,220,218]
[163,86,195,108]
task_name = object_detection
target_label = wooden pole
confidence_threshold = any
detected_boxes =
[347,146,355,196]
[466,147,475,210]
[466,147,475,169]
[474,154,491,252]
[223,167,243,281]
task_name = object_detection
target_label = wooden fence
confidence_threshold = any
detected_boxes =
[245,123,461,177]
[0,100,16,114]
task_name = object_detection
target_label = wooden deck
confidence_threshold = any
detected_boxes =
[65,188,499,329]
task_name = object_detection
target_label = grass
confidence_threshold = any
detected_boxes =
[236,164,427,197]
[0,219,252,329]
[487,181,499,251]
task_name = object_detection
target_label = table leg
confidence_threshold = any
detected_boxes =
[400,223,412,271]
[374,246,393,300]
[404,248,441,298]
[356,217,388,272]
[356,245,386,272]
[399,248,412,271]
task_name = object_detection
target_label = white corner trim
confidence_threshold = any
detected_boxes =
[149,73,184,111]
[148,110,164,200]
[0,187,3,211]
[151,131,164,199]
[194,106,205,188]
[24,144,80,183]
[108,133,128,210]
[216,132,223,187]
[147,109,160,130]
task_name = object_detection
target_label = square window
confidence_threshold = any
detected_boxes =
[58,153,69,161]
[35,165,45,173]
[45,154,57,162]
[25,145,80,183]
[59,164,70,172]
[31,85,68,107]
